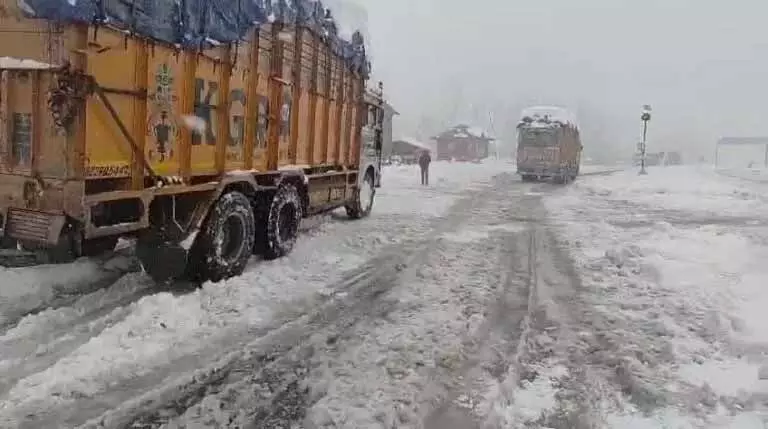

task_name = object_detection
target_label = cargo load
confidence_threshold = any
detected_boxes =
[0,0,388,282]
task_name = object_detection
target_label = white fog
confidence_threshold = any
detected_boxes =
[328,0,768,164]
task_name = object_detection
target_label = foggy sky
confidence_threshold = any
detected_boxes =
[338,0,768,161]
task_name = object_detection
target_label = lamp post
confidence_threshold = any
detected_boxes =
[639,105,652,175]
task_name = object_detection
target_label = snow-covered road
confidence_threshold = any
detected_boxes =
[2,162,767,428]
[545,166,768,428]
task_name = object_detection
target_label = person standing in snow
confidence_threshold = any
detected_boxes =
[418,149,432,186]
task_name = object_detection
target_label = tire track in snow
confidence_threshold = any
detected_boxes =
[0,248,139,334]
[413,185,611,429]
[83,175,516,429]
[422,228,536,429]
[0,213,388,417]
[0,274,198,398]
[417,183,547,429]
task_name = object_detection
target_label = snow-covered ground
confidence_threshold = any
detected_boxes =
[717,167,768,183]
[10,161,762,429]
[0,160,517,428]
[539,166,768,428]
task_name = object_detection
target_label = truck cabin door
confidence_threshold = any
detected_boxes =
[361,102,383,184]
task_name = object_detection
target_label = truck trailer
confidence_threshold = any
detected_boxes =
[0,0,386,282]
[516,106,582,183]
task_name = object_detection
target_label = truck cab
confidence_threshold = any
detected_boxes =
[362,88,386,189]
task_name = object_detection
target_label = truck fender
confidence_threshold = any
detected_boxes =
[273,170,309,213]
[359,163,377,187]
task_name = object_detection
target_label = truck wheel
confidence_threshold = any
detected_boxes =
[262,184,302,260]
[345,172,375,219]
[521,175,536,182]
[195,191,256,282]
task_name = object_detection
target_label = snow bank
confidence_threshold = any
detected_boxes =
[569,166,768,217]
[544,165,768,427]
[0,254,136,327]
[0,160,510,426]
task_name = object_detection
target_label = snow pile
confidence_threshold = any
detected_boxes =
[0,254,136,327]
[568,166,768,217]
[0,160,509,427]
[544,165,768,427]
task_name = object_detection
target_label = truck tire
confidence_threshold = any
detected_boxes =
[521,174,536,182]
[345,171,375,219]
[262,184,302,260]
[195,191,256,282]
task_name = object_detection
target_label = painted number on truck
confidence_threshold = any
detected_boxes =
[188,82,272,156]
[330,187,345,201]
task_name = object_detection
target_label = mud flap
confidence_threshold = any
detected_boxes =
[136,232,189,282]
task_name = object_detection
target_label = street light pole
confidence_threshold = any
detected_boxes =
[639,105,651,175]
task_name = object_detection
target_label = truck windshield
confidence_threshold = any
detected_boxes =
[519,128,556,146]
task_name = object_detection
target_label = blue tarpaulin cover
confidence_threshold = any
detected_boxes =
[16,0,369,76]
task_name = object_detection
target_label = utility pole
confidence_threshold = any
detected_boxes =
[639,105,652,175]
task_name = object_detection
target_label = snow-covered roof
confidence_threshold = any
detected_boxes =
[394,137,433,151]
[433,124,495,141]
[519,106,579,129]
[717,137,768,146]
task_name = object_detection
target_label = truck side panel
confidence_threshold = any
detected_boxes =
[314,48,331,164]
[326,56,339,164]
[557,127,581,173]
[0,7,365,187]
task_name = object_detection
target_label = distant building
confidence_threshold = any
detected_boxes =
[715,137,768,168]
[390,137,431,164]
[633,151,683,166]
[431,124,494,162]
[381,101,398,159]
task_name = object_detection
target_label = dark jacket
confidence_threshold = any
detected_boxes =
[418,151,431,168]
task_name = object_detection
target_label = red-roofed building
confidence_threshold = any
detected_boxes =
[432,124,494,162]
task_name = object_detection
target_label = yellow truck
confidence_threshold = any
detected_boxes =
[516,106,582,183]
[0,0,387,282]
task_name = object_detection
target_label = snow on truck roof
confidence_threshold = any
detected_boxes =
[18,0,370,77]
[519,106,579,129]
